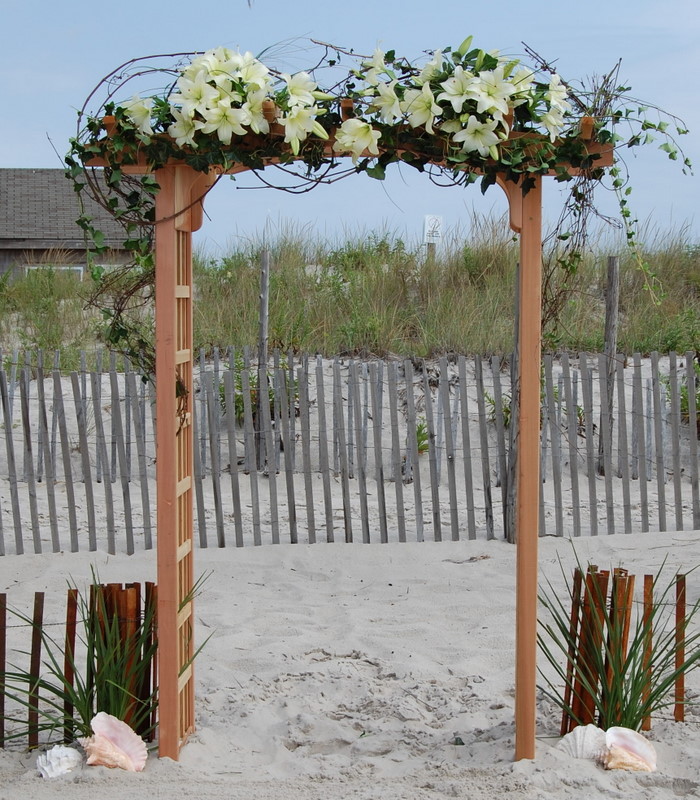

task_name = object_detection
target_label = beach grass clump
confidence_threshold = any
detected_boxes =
[538,558,700,732]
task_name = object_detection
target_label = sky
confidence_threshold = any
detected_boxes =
[2,0,698,255]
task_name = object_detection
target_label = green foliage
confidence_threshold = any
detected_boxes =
[415,418,429,454]
[538,558,700,731]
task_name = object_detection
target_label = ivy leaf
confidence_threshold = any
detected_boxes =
[366,163,386,180]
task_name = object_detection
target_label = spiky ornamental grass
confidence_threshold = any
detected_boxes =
[538,557,700,732]
[1,580,157,746]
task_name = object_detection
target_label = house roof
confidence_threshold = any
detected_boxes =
[0,168,129,249]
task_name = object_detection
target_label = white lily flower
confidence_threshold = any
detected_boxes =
[198,101,251,145]
[239,52,271,92]
[369,80,402,124]
[243,89,270,135]
[452,115,501,157]
[197,47,246,87]
[545,74,571,111]
[278,105,328,155]
[466,66,514,117]
[361,47,386,72]
[123,95,153,136]
[171,71,222,117]
[332,118,381,164]
[282,72,318,108]
[436,66,476,113]
[401,83,442,134]
[168,107,198,147]
[540,107,565,141]
[415,49,443,86]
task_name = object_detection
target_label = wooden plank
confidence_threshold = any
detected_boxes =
[668,353,684,530]
[204,372,226,547]
[213,347,222,477]
[71,372,97,550]
[124,358,133,481]
[223,369,245,547]
[675,574,686,722]
[19,369,42,553]
[36,365,60,552]
[287,350,297,471]
[632,354,650,531]
[403,359,424,542]
[0,370,25,555]
[272,350,282,472]
[435,365,444,486]
[191,402,208,548]
[315,356,334,543]
[458,356,477,540]
[387,361,406,543]
[109,352,118,483]
[615,358,633,534]
[561,354,581,538]
[36,354,45,483]
[91,372,116,553]
[260,365,279,545]
[474,357,494,540]
[333,359,353,542]
[361,362,370,476]
[298,364,315,544]
[686,352,700,529]
[63,588,78,742]
[241,369,262,546]
[490,356,508,518]
[579,355,598,536]
[351,361,370,543]
[422,361,442,541]
[276,368,298,544]
[440,357,459,540]
[28,592,45,750]
[346,360,355,479]
[126,371,153,550]
[650,352,667,530]
[109,369,134,554]
[52,371,79,551]
[544,355,564,537]
[370,362,388,543]
[597,353,615,535]
[199,349,207,474]
[0,592,5,746]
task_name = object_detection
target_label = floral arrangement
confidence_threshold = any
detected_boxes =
[65,37,691,369]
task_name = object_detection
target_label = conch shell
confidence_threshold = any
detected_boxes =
[79,712,147,772]
[557,724,656,772]
[600,726,657,772]
[36,744,83,778]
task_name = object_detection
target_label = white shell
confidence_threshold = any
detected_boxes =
[600,727,657,772]
[79,712,147,772]
[556,724,607,760]
[36,744,83,778]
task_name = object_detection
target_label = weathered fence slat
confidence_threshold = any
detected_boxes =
[109,370,134,554]
[403,360,424,543]
[387,362,406,543]
[241,369,262,546]
[1,370,24,555]
[351,361,370,543]
[36,368,61,553]
[71,372,97,550]
[474,357,494,540]
[28,591,44,750]
[597,353,615,536]
[615,357,633,534]
[686,352,700,529]
[315,356,334,543]
[579,355,598,537]
[439,357,459,541]
[544,355,564,537]
[651,352,667,531]
[91,372,116,554]
[192,397,208,549]
[53,371,79,551]
[0,592,6,745]
[277,368,298,545]
[298,364,315,545]
[204,372,226,548]
[223,369,245,548]
[260,363,279,545]
[369,362,388,543]
[422,361,442,542]
[333,359,353,543]
[561,354,581,538]
[668,352,684,530]
[458,356,477,540]
[632,354,649,531]
[20,370,42,553]
[126,371,153,550]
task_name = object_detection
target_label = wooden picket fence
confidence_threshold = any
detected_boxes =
[0,348,698,555]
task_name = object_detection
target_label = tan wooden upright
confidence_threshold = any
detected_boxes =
[154,165,214,759]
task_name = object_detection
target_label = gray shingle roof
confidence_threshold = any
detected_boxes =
[0,168,128,247]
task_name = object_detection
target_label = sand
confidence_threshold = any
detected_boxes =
[2,531,700,799]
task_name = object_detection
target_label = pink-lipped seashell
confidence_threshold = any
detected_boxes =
[79,712,148,772]
[600,726,657,772]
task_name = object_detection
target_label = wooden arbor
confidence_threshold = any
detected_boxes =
[136,131,612,761]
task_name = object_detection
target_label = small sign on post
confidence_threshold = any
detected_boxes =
[423,215,442,265]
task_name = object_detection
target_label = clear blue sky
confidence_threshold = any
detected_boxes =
[2,0,698,254]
